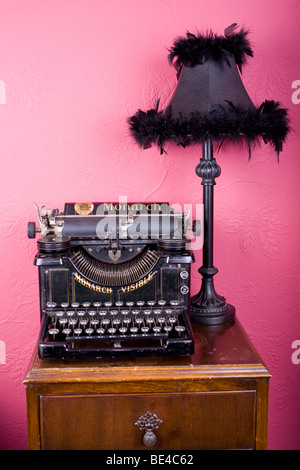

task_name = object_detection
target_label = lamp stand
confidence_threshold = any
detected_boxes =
[190,138,235,325]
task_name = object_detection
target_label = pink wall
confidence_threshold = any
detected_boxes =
[0,0,299,450]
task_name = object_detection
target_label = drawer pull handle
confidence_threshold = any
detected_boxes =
[135,411,163,447]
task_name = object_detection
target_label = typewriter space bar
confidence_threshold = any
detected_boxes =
[67,333,168,345]
[39,333,193,357]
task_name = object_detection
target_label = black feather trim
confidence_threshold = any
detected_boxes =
[128,108,168,151]
[168,28,253,73]
[128,100,290,157]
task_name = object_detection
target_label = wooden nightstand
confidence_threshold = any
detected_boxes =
[24,319,271,450]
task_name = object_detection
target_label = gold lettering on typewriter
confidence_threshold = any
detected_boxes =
[104,203,114,211]
[74,272,113,293]
[74,271,153,292]
[120,272,154,293]
[101,203,162,212]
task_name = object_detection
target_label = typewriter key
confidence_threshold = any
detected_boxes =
[85,328,94,336]
[74,328,82,336]
[141,326,150,334]
[88,310,97,317]
[164,325,172,333]
[132,309,140,315]
[175,325,186,337]
[115,301,123,314]
[93,302,102,308]
[83,302,91,314]
[62,328,72,337]
[47,302,57,308]
[79,319,88,330]
[110,310,118,316]
[130,326,138,334]
[77,310,85,317]
[59,318,68,327]
[66,310,75,317]
[143,309,151,316]
[136,301,144,308]
[119,327,127,335]
[157,317,166,324]
[121,309,129,316]
[104,302,112,308]
[49,328,59,339]
[55,311,64,318]
[153,309,162,315]
[158,300,166,306]
[61,303,69,315]
[108,328,117,335]
[96,327,105,335]
[170,300,180,307]
[153,326,161,334]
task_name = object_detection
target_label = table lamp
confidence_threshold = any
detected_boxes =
[128,24,290,324]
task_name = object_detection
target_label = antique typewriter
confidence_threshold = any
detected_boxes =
[28,201,200,359]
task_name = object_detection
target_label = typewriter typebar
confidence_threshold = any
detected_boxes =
[28,202,201,359]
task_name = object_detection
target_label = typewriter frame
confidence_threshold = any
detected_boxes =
[30,202,197,359]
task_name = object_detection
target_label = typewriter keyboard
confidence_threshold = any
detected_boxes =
[45,300,188,344]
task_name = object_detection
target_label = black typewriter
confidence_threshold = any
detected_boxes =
[28,201,200,359]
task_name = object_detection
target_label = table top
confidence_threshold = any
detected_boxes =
[24,319,271,384]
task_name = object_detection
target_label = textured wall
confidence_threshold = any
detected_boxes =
[0,0,299,450]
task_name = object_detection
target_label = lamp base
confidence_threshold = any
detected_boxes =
[190,266,236,325]
[190,302,235,325]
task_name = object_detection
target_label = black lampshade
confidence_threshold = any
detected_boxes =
[129,25,290,156]
[169,53,254,117]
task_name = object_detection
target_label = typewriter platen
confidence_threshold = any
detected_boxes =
[28,201,201,359]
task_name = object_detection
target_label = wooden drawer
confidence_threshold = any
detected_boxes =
[40,390,256,450]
